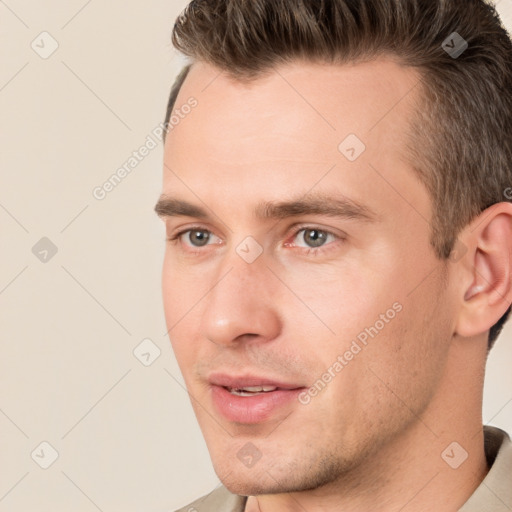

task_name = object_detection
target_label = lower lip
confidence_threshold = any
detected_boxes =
[211,385,304,424]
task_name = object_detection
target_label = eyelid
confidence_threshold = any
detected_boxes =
[167,221,219,238]
[284,222,345,241]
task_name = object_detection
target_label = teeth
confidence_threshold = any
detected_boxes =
[241,386,277,392]
[228,385,278,396]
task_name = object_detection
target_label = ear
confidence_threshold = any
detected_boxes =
[455,202,512,338]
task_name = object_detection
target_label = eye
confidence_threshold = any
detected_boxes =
[289,228,338,249]
[169,228,221,249]
[184,229,212,247]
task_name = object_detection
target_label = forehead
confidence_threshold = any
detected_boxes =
[162,58,430,224]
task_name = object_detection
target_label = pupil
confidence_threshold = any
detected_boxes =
[190,230,209,246]
[304,229,326,248]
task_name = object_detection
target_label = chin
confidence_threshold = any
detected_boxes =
[212,451,345,497]
[211,458,278,495]
[221,479,269,497]
[215,473,257,496]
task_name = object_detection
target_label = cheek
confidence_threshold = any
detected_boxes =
[351,282,452,417]
[308,299,449,452]
[161,253,205,322]
[303,261,450,402]
[161,257,203,365]
[278,261,395,348]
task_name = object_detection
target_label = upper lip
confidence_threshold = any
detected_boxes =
[208,373,305,390]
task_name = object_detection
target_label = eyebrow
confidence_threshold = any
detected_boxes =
[154,193,378,223]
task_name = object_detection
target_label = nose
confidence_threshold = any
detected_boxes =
[200,250,282,347]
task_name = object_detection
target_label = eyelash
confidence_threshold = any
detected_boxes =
[166,225,344,256]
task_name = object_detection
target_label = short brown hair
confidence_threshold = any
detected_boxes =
[164,0,512,349]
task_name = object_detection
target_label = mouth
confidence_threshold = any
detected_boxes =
[208,373,306,424]
[224,385,282,396]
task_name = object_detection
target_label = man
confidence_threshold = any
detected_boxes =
[154,0,512,510]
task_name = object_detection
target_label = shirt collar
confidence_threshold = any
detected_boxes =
[459,426,512,511]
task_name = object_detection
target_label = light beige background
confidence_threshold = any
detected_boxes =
[1,1,511,511]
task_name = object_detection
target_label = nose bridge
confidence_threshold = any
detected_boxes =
[200,245,281,345]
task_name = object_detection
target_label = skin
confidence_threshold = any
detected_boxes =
[156,59,512,511]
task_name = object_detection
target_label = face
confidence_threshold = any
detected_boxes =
[157,59,457,495]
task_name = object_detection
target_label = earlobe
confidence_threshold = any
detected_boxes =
[455,205,512,339]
